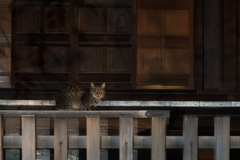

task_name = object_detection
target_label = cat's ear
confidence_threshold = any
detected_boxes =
[91,83,95,88]
[101,83,106,88]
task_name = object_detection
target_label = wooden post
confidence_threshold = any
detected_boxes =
[87,115,100,160]
[0,115,3,160]
[204,0,222,92]
[100,118,109,160]
[54,116,68,160]
[22,115,36,160]
[120,115,133,160]
[214,116,230,160]
[151,116,166,160]
[183,115,198,160]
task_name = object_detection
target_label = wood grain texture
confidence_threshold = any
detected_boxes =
[194,0,204,93]
[151,116,166,160]
[203,0,222,92]
[87,115,100,160]
[54,116,68,160]
[238,0,240,91]
[1,135,221,149]
[0,116,3,160]
[120,116,133,160]
[214,116,230,160]
[0,110,170,118]
[136,0,194,89]
[222,0,237,92]
[22,115,36,160]
[183,116,198,160]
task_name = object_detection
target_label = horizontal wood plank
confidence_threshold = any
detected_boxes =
[0,135,227,149]
[0,115,3,160]
[0,110,170,118]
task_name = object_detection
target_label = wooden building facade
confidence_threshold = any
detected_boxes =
[1,0,240,159]
[0,0,239,100]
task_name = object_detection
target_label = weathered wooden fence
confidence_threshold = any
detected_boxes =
[0,110,237,160]
[0,110,169,160]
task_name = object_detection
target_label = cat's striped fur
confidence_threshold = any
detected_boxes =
[56,83,105,110]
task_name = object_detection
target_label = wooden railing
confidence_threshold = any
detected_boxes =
[0,110,169,160]
[0,110,237,160]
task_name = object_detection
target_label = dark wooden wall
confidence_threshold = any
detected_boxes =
[0,0,240,100]
[11,0,194,90]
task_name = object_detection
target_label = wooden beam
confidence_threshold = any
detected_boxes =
[87,115,100,160]
[0,110,170,118]
[166,136,183,148]
[134,136,215,149]
[120,115,133,160]
[214,116,230,160]
[198,136,215,149]
[37,136,54,148]
[203,0,222,92]
[54,116,68,160]
[22,115,36,160]
[183,116,198,160]
[69,136,86,148]
[194,0,204,93]
[151,116,166,160]
[1,135,234,149]
[0,115,3,160]
[223,0,237,92]
[230,136,240,148]
[102,136,119,149]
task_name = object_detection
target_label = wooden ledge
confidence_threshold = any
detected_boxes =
[0,110,170,118]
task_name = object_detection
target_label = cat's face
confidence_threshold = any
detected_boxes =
[90,83,105,99]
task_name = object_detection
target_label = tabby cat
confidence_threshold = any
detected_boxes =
[56,83,105,110]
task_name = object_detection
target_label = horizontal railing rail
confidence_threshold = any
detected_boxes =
[0,110,236,160]
[0,110,170,160]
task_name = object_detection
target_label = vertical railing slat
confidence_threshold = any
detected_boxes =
[214,116,230,160]
[22,115,36,160]
[120,115,133,160]
[0,115,3,160]
[183,115,198,160]
[87,115,100,160]
[151,116,166,160]
[54,116,68,160]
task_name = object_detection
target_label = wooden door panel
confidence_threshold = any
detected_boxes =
[107,8,132,34]
[165,49,190,74]
[137,9,163,36]
[166,10,189,36]
[43,47,68,72]
[78,8,103,33]
[137,48,162,74]
[16,7,40,32]
[16,46,42,72]
[15,46,68,72]
[136,0,193,89]
[78,47,103,72]
[44,7,69,32]
[12,0,72,88]
[107,47,131,73]
[77,2,134,88]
